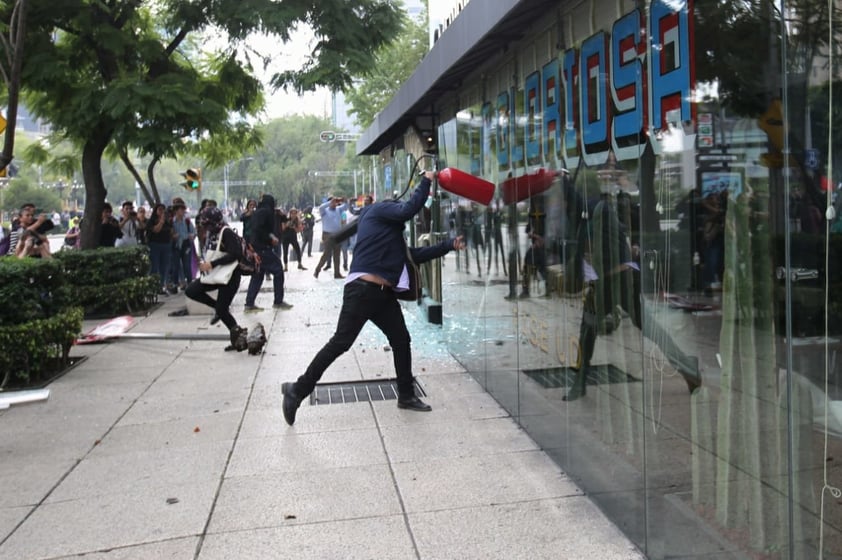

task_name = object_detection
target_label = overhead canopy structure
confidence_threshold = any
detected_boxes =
[356,0,559,156]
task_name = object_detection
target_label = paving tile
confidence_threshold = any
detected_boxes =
[226,429,387,477]
[199,516,416,560]
[209,464,402,533]
[0,483,217,560]
[0,458,79,508]
[118,388,249,425]
[51,537,199,560]
[99,412,241,455]
[373,386,509,427]
[47,440,231,503]
[239,402,376,438]
[0,505,30,542]
[380,417,539,463]
[393,450,581,512]
[409,497,644,560]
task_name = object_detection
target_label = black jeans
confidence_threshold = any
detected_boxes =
[293,279,414,399]
[282,234,303,266]
[246,247,285,306]
[185,269,242,330]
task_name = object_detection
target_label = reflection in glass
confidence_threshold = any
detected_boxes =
[432,0,842,556]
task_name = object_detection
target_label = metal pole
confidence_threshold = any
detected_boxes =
[223,163,229,212]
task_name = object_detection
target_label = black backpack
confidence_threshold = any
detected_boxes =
[226,227,262,275]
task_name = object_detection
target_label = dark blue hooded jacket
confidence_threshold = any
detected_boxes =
[350,177,454,286]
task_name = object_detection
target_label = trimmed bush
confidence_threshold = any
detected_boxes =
[0,257,73,325]
[0,307,83,387]
[0,246,158,385]
[53,246,159,316]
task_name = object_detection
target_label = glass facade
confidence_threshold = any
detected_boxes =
[426,0,842,557]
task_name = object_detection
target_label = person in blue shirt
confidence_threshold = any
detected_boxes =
[313,195,348,278]
[282,171,465,425]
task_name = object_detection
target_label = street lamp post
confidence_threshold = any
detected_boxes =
[223,157,253,213]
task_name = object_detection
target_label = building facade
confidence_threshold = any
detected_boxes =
[359,0,842,557]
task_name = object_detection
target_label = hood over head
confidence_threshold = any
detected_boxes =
[199,206,225,234]
[257,193,275,210]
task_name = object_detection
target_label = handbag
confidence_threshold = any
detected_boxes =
[200,228,239,285]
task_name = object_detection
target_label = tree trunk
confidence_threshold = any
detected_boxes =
[0,0,28,172]
[79,129,112,249]
[147,157,162,203]
[117,148,155,206]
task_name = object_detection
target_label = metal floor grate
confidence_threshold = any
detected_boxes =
[310,378,426,405]
[522,364,639,389]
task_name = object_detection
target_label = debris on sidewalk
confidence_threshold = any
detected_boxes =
[0,388,49,410]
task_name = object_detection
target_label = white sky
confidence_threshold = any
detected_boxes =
[244,27,333,122]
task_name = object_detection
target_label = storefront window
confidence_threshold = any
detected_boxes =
[435,0,842,556]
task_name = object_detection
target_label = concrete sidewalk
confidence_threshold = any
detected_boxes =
[0,257,643,560]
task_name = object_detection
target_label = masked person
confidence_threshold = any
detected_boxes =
[282,171,465,425]
[185,207,249,351]
[243,193,293,311]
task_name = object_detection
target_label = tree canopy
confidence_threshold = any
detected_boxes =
[346,8,428,128]
[1,0,404,247]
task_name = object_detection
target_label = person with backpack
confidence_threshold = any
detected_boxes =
[185,206,249,351]
[243,193,293,311]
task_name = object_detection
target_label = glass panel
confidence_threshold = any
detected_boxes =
[433,0,842,556]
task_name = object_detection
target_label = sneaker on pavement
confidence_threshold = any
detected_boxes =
[244,305,264,313]
[273,302,294,310]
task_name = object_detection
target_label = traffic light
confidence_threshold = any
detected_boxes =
[180,168,201,191]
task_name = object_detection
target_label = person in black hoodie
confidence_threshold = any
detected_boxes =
[243,193,293,311]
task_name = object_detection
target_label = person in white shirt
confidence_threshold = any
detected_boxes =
[115,201,139,247]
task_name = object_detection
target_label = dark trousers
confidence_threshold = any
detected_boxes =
[578,271,694,375]
[245,247,285,306]
[293,280,414,399]
[169,241,193,286]
[282,235,303,266]
[185,270,241,330]
[315,232,341,274]
[149,241,170,289]
[301,230,314,257]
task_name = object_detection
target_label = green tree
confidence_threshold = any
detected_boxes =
[3,0,404,248]
[346,9,428,128]
[250,115,346,208]
[3,178,61,214]
[0,0,29,175]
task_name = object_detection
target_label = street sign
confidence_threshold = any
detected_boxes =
[0,115,6,134]
[319,131,361,143]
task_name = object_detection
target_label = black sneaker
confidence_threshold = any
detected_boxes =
[273,302,293,310]
[228,326,248,352]
[244,305,264,313]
